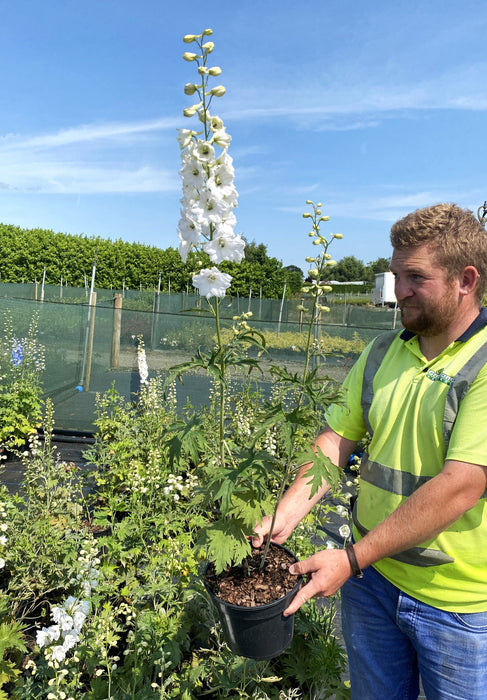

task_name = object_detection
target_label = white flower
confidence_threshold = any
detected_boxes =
[197,190,232,227]
[37,625,61,648]
[52,606,74,631]
[177,210,201,244]
[203,232,245,264]
[137,346,149,385]
[51,644,68,663]
[209,115,224,131]
[192,267,232,299]
[207,172,238,205]
[179,154,207,190]
[177,128,197,149]
[190,139,215,163]
[211,128,231,149]
[62,629,80,650]
[339,524,351,540]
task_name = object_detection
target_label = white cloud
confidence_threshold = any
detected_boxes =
[223,61,487,125]
[0,118,179,152]
[0,118,181,194]
[0,161,178,194]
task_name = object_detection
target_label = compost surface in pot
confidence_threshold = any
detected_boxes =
[204,543,300,607]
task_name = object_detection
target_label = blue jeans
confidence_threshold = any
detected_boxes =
[341,564,487,699]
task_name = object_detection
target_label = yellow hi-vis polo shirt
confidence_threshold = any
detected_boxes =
[325,310,487,612]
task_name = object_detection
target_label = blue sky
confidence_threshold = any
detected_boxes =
[1,0,486,273]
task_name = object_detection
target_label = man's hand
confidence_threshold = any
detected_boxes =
[252,513,294,548]
[283,548,352,616]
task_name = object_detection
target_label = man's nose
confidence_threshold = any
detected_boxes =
[394,278,412,299]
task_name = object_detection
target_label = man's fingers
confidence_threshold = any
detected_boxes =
[289,557,315,576]
[283,579,320,616]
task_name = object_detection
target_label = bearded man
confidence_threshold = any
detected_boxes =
[254,203,487,699]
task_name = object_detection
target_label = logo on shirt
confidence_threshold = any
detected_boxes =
[425,368,453,386]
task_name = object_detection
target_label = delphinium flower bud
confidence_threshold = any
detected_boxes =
[202,28,213,36]
[183,52,199,62]
[202,41,215,53]
[198,109,210,123]
[208,66,222,76]
[332,233,343,239]
[183,34,199,43]
[209,85,226,97]
[184,83,198,95]
[184,104,200,118]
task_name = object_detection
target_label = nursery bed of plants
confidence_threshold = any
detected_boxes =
[0,377,352,699]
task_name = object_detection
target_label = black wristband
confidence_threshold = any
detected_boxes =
[345,543,364,579]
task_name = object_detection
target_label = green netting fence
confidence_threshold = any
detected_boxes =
[0,284,401,433]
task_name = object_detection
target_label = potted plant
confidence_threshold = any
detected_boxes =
[169,29,345,660]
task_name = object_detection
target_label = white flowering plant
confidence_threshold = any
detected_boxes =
[168,31,344,576]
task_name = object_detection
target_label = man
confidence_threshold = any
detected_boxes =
[253,203,487,699]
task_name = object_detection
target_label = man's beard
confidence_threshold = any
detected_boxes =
[399,290,458,337]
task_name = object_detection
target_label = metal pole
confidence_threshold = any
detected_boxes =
[79,250,97,388]
[277,281,287,337]
[84,292,97,392]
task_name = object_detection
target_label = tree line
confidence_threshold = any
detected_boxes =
[0,223,390,299]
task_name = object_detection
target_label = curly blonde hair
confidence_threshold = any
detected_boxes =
[390,203,487,303]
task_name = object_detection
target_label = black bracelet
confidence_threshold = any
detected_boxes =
[345,543,364,579]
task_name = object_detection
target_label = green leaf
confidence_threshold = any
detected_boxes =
[199,520,251,573]
[299,445,342,497]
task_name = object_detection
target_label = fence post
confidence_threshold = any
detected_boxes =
[111,293,123,369]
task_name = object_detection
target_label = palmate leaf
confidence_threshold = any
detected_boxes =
[209,450,278,514]
[199,520,251,573]
[226,490,275,529]
[297,444,342,498]
[0,620,27,656]
[250,402,286,444]
[165,416,209,466]
[164,347,225,385]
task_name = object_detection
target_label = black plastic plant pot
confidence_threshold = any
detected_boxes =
[204,546,302,661]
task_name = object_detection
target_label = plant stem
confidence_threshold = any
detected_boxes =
[214,299,227,468]
[260,203,331,569]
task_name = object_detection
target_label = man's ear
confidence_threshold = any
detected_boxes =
[459,266,480,296]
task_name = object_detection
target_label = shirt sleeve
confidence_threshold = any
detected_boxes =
[325,344,370,442]
[446,363,487,467]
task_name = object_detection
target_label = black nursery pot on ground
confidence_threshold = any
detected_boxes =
[204,543,303,661]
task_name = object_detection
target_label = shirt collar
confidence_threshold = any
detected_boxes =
[400,307,487,343]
